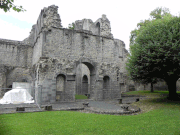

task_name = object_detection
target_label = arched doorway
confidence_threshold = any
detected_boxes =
[75,58,96,99]
[82,75,88,95]
[76,63,90,95]
[56,74,66,101]
[103,76,110,99]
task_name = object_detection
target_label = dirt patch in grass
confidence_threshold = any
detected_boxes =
[129,92,180,114]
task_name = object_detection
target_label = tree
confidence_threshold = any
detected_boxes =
[0,0,25,12]
[128,7,172,93]
[130,19,150,46]
[127,14,180,100]
[130,7,171,46]
[150,7,171,20]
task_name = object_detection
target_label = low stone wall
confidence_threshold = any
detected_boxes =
[84,105,140,115]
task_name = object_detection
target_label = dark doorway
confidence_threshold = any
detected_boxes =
[82,75,88,95]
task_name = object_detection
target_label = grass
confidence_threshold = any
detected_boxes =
[129,91,180,114]
[123,90,180,97]
[75,94,88,100]
[0,90,180,135]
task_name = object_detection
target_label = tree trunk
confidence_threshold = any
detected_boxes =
[166,78,179,100]
[151,83,154,92]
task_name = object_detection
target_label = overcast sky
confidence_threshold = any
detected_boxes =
[0,0,180,51]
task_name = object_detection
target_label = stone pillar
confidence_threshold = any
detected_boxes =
[0,66,7,97]
[89,74,96,100]
[65,74,76,102]
[94,77,103,101]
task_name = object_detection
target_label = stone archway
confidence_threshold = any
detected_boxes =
[76,63,90,95]
[75,58,96,99]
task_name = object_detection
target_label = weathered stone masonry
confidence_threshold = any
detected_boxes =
[0,5,129,102]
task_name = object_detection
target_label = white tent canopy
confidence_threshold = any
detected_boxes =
[0,87,34,104]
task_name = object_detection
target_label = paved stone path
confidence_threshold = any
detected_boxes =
[0,96,143,115]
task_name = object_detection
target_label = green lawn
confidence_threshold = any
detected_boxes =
[0,91,180,135]
[123,90,180,97]
[75,94,88,99]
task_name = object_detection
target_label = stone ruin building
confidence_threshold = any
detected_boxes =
[0,5,130,103]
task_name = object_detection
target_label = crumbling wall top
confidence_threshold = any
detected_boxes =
[74,14,113,38]
[42,5,62,30]
[0,38,31,46]
[24,5,62,45]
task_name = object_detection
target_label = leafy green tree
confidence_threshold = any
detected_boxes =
[130,7,171,46]
[130,19,150,46]
[0,0,25,12]
[129,7,172,93]
[150,7,171,19]
[127,14,180,100]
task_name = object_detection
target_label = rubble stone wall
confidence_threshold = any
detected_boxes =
[0,39,33,67]
[0,5,130,102]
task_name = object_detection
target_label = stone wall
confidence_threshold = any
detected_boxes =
[30,5,128,102]
[0,65,7,97]
[0,39,33,96]
[0,39,33,67]
[75,14,113,38]
[6,67,32,88]
[0,5,130,102]
[42,28,125,63]
[32,32,44,65]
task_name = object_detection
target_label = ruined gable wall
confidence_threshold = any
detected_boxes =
[31,5,62,65]
[37,28,126,102]
[42,28,124,64]
[30,5,129,102]
[41,27,126,85]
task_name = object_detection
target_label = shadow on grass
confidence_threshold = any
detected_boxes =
[147,94,180,107]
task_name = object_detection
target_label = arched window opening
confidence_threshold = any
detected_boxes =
[56,74,66,101]
[96,22,100,35]
[103,76,110,89]
[56,74,66,92]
